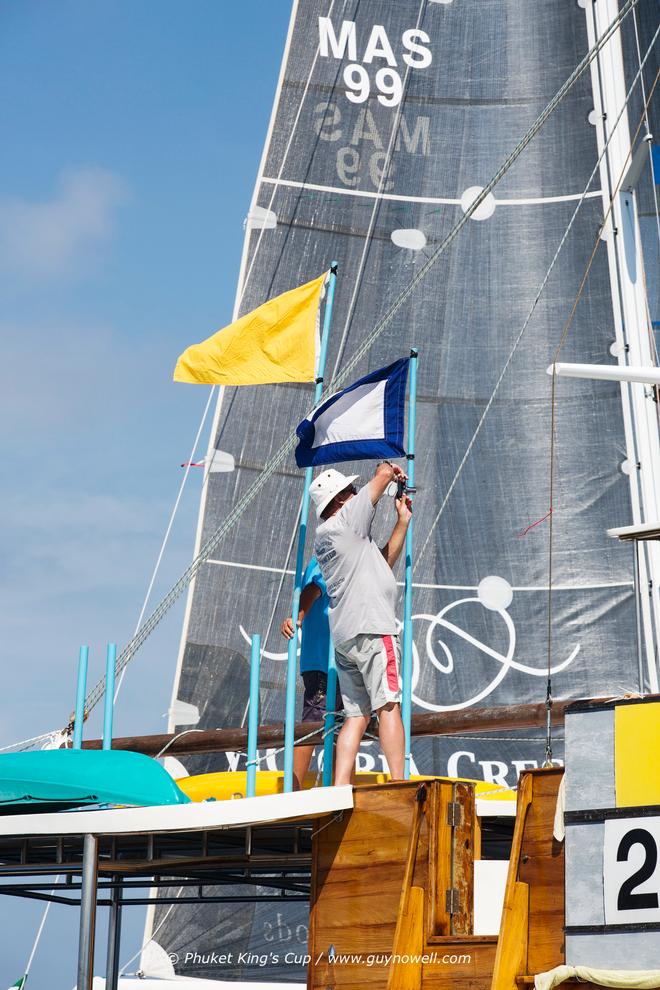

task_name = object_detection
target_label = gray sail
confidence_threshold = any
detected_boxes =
[155,0,659,979]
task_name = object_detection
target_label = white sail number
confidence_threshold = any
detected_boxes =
[318,18,432,108]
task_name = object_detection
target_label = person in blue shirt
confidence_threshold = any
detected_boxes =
[280,556,341,790]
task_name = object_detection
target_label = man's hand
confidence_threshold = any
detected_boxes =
[381,491,412,567]
[280,583,322,639]
[395,493,413,524]
[280,616,298,640]
[370,461,407,504]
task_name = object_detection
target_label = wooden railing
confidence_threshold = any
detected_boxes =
[491,768,565,990]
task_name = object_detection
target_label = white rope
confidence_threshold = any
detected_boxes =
[115,386,216,702]
[415,17,659,572]
[439,735,545,743]
[155,728,205,759]
[0,729,62,753]
[22,879,59,977]
[157,714,344,763]
[75,0,643,724]
[119,893,182,976]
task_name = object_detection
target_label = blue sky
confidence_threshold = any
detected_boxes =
[0,1,289,982]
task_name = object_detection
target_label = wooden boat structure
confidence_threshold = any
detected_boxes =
[0,694,658,989]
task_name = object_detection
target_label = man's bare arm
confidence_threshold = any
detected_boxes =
[368,461,406,506]
[380,495,412,568]
[280,583,322,639]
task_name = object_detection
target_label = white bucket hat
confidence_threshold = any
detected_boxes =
[310,469,359,519]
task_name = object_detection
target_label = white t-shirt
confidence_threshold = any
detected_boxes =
[313,484,398,647]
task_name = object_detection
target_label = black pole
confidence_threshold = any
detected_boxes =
[76,833,98,990]
[105,874,122,990]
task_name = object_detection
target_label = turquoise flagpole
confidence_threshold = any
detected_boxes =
[284,263,338,792]
[246,633,261,798]
[102,643,116,750]
[322,637,337,786]
[72,645,89,750]
[401,348,418,779]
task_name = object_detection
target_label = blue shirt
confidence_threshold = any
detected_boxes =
[300,557,331,674]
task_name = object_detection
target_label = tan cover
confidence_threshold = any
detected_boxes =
[536,965,660,990]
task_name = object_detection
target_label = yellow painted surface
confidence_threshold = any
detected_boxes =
[615,701,660,807]
[176,770,516,804]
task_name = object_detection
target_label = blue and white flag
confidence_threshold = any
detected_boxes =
[295,358,409,468]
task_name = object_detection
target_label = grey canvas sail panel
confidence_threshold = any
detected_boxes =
[156,0,658,979]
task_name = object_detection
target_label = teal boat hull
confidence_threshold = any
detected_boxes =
[0,750,191,813]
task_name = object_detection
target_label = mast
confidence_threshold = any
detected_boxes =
[582,0,660,691]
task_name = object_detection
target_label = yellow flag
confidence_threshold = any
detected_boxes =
[174,271,327,386]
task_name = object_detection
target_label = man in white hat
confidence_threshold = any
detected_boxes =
[310,462,412,785]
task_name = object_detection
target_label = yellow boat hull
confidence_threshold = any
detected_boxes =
[176,770,515,803]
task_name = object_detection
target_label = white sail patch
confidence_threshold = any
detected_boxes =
[246,205,277,230]
[318,18,432,108]
[391,228,427,251]
[460,186,497,220]
[311,379,386,448]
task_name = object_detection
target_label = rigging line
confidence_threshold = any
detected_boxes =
[545,63,660,763]
[155,728,205,759]
[0,729,61,753]
[76,0,644,723]
[415,25,660,575]
[632,5,660,255]
[238,499,304,731]
[236,0,337,311]
[329,0,429,379]
[22,877,59,979]
[119,893,183,977]
[114,386,216,704]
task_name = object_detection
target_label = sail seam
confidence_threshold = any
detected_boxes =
[261,176,604,207]
[205,557,633,592]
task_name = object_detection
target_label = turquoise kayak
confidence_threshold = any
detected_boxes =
[0,749,191,813]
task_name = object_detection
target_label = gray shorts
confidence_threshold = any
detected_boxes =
[335,634,401,717]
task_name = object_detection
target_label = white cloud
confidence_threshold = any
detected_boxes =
[0,167,128,279]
